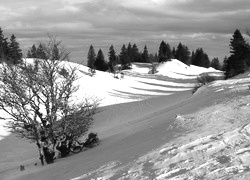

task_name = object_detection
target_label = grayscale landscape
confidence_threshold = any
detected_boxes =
[0,0,249,180]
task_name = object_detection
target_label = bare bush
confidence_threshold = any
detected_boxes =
[0,36,98,165]
[192,73,216,94]
[197,73,216,85]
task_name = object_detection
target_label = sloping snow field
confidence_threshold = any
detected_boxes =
[6,59,250,180]
[0,59,219,140]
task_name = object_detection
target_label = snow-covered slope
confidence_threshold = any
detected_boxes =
[0,59,218,140]
[156,59,222,79]
[67,71,250,180]
[70,59,222,106]
[1,59,214,140]
[0,59,227,180]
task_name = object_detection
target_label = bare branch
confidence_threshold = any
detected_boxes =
[0,36,99,164]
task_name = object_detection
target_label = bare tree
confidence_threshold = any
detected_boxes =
[0,36,98,165]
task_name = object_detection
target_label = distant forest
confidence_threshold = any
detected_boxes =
[87,41,216,72]
[87,29,250,79]
[0,27,249,79]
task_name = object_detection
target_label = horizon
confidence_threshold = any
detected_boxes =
[1,0,250,64]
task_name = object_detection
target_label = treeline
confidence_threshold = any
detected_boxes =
[87,41,222,72]
[26,42,63,61]
[87,29,250,77]
[0,27,22,64]
[1,26,249,79]
[87,43,156,72]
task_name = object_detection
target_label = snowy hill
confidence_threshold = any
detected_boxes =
[0,59,230,180]
[58,59,222,107]
[157,59,222,79]
[81,71,250,180]
[1,59,219,139]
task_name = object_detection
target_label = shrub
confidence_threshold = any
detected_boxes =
[192,73,216,94]
[121,64,132,70]
[197,73,216,84]
[192,83,203,94]
[148,63,158,74]
[84,132,99,148]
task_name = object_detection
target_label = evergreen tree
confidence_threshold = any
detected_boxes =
[166,43,172,60]
[94,49,108,71]
[210,57,221,70]
[158,41,172,63]
[131,44,140,62]
[192,48,210,68]
[221,56,228,71]
[142,45,149,63]
[30,44,37,58]
[120,44,130,69]
[108,45,117,73]
[87,45,96,69]
[247,30,250,66]
[148,53,154,63]
[27,50,32,58]
[154,53,158,62]
[175,43,190,65]
[36,43,47,59]
[225,29,249,78]
[8,34,22,64]
[0,28,9,61]
[172,47,176,59]
[127,43,133,62]
[190,50,195,65]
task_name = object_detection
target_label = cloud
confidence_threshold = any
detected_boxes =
[0,0,249,63]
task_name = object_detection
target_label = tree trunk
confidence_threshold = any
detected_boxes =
[36,141,44,166]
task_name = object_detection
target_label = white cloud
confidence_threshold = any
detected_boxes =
[62,0,91,4]
[59,5,80,12]
[0,6,21,21]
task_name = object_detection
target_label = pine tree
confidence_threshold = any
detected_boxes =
[221,56,228,71]
[142,45,149,63]
[247,30,250,66]
[27,50,32,58]
[8,34,22,64]
[166,43,172,60]
[94,49,108,71]
[108,45,117,73]
[87,45,96,69]
[127,43,133,63]
[30,44,37,58]
[120,44,130,69]
[225,29,249,78]
[154,53,158,62]
[210,57,221,70]
[190,51,195,65]
[158,41,172,63]
[172,47,176,59]
[175,43,190,65]
[148,53,154,63]
[131,44,140,62]
[192,48,210,68]
[0,28,9,61]
[36,43,47,59]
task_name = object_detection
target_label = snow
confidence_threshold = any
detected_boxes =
[0,59,200,140]
[3,58,241,180]
[156,59,221,79]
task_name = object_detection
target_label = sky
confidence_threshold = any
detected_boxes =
[0,0,249,64]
